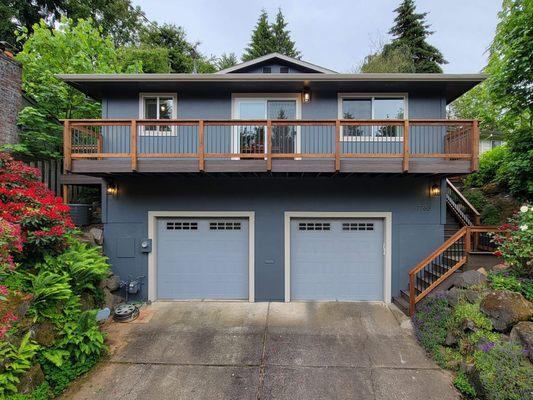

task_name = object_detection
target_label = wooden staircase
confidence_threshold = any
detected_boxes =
[393,179,498,316]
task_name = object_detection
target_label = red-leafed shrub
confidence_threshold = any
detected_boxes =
[0,153,74,260]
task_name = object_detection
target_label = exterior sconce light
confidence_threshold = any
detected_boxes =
[106,182,118,196]
[430,183,441,197]
[303,89,311,103]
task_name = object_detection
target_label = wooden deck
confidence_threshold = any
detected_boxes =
[63,119,479,175]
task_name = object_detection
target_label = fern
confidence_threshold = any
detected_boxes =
[0,333,40,396]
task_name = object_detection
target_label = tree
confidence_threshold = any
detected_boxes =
[242,9,301,61]
[7,18,141,159]
[242,10,273,61]
[452,0,532,198]
[139,22,216,73]
[357,38,415,73]
[216,52,238,71]
[1,0,145,48]
[386,0,447,73]
[271,9,301,59]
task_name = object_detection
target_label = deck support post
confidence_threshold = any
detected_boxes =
[62,185,68,204]
[131,120,137,171]
[335,120,341,172]
[63,120,71,172]
[402,120,409,172]
[198,120,205,171]
[471,120,479,171]
[266,120,273,171]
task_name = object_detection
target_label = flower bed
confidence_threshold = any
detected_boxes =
[413,206,533,399]
[0,153,110,398]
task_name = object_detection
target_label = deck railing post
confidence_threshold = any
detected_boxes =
[409,273,416,316]
[471,120,479,171]
[403,119,410,172]
[335,120,341,172]
[465,226,472,253]
[131,120,137,171]
[198,120,205,171]
[63,120,72,172]
[266,120,273,171]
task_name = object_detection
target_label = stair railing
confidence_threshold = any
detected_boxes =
[446,179,481,226]
[408,225,500,315]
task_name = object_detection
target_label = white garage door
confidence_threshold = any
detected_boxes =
[156,218,249,300]
[290,218,384,301]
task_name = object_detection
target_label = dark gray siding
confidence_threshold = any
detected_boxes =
[102,176,445,302]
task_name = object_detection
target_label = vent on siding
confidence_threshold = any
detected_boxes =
[280,66,289,73]
[262,66,272,73]
[298,222,331,231]
[166,221,198,230]
[209,221,242,230]
[342,222,374,231]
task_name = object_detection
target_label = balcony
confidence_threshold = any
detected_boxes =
[63,119,479,175]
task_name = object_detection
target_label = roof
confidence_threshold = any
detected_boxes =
[56,73,486,104]
[216,52,336,74]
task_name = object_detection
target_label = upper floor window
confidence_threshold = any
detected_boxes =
[262,66,272,73]
[139,93,177,136]
[338,94,407,140]
[280,66,289,73]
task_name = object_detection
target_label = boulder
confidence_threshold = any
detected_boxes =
[16,364,45,394]
[101,274,121,292]
[477,267,488,276]
[445,287,463,307]
[445,331,458,346]
[490,263,510,273]
[453,270,487,288]
[480,290,533,331]
[32,321,56,347]
[89,227,104,245]
[464,289,483,304]
[510,321,533,362]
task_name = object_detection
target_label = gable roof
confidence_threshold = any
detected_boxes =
[216,52,337,74]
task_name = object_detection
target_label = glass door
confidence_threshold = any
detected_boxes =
[268,100,297,154]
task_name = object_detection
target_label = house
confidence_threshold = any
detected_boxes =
[58,53,486,313]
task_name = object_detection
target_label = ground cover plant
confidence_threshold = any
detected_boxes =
[0,153,110,398]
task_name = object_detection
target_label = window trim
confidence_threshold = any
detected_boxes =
[337,93,408,142]
[231,93,302,155]
[138,92,178,136]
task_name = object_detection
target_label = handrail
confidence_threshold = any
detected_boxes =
[446,179,480,219]
[408,225,499,315]
[63,118,480,174]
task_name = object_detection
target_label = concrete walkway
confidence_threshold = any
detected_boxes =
[62,302,459,400]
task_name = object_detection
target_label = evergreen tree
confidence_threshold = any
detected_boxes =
[271,9,301,59]
[216,53,238,70]
[242,10,273,61]
[385,0,447,73]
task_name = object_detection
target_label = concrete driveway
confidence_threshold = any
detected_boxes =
[62,302,459,400]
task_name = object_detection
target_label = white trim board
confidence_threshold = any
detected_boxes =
[147,211,255,302]
[284,211,392,303]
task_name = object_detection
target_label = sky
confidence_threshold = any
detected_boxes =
[132,0,502,73]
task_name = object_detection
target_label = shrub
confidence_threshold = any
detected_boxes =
[473,342,533,400]
[481,203,502,225]
[0,333,40,396]
[448,302,493,332]
[454,372,476,398]
[464,146,509,189]
[412,295,451,353]
[25,271,72,320]
[489,271,533,301]
[493,205,533,278]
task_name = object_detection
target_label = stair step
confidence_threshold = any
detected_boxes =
[392,296,409,315]
[400,289,410,301]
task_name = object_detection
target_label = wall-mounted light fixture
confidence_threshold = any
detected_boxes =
[106,182,118,197]
[430,183,441,197]
[303,88,311,103]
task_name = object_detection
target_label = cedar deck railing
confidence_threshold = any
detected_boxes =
[408,226,499,315]
[63,119,479,173]
[446,178,481,226]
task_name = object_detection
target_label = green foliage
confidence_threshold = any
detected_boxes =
[216,53,239,71]
[25,271,72,320]
[41,353,100,396]
[358,43,415,73]
[12,18,141,159]
[0,333,40,396]
[493,206,533,277]
[449,302,493,332]
[386,0,447,73]
[138,22,216,73]
[433,346,463,370]
[37,239,109,295]
[464,146,509,189]
[473,342,533,400]
[481,204,503,226]
[489,271,533,301]
[119,46,172,73]
[9,382,52,400]
[412,296,451,352]
[242,9,301,61]
[454,372,476,398]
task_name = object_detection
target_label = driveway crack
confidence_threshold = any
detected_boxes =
[256,302,270,400]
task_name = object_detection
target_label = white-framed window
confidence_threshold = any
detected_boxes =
[139,93,177,136]
[231,93,302,154]
[337,94,407,141]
